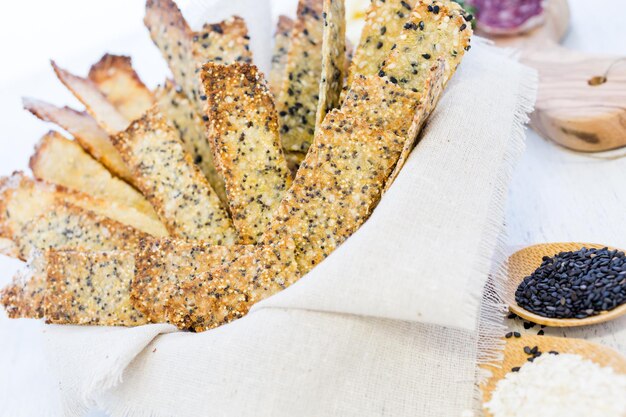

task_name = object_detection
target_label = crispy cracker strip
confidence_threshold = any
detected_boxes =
[88,54,155,121]
[111,107,236,243]
[202,63,292,244]
[269,15,294,97]
[384,60,446,190]
[23,98,133,182]
[0,255,47,319]
[14,202,147,260]
[51,61,130,134]
[144,0,252,116]
[380,0,472,93]
[164,238,299,332]
[276,0,324,153]
[154,80,227,204]
[29,131,158,219]
[131,238,250,323]
[0,172,166,243]
[314,0,347,130]
[262,110,403,273]
[45,251,149,326]
[347,0,417,87]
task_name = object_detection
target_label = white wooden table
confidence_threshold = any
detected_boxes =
[0,0,624,415]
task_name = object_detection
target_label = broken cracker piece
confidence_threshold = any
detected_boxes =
[51,61,130,134]
[131,238,250,323]
[202,63,292,244]
[45,251,149,326]
[111,107,236,243]
[0,237,19,259]
[29,131,158,219]
[0,255,47,319]
[347,0,417,87]
[164,238,299,332]
[276,0,325,153]
[262,109,404,273]
[23,98,133,182]
[380,0,472,93]
[315,0,347,131]
[269,15,294,97]
[155,80,227,204]
[88,54,155,121]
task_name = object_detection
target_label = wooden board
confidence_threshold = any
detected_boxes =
[506,242,626,327]
[481,334,626,417]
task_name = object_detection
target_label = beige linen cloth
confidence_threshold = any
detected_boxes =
[0,3,537,413]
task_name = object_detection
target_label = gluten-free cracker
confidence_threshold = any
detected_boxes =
[202,63,292,243]
[269,15,294,97]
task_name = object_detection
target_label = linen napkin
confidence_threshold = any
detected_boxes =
[0,2,537,416]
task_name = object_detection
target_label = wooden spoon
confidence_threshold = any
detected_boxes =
[481,335,626,417]
[505,242,626,327]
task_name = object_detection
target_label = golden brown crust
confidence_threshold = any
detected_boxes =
[262,110,404,273]
[347,0,418,87]
[154,80,227,204]
[315,0,347,130]
[131,238,250,323]
[380,0,472,93]
[164,238,300,332]
[276,0,325,153]
[202,63,292,243]
[51,61,130,134]
[45,251,149,326]
[88,54,155,121]
[111,107,236,243]
[23,98,133,182]
[269,15,294,97]
[29,131,158,219]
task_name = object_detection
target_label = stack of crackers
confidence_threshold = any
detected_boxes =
[0,0,472,332]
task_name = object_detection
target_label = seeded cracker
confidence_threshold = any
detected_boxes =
[144,0,252,117]
[269,15,294,97]
[385,59,446,190]
[155,80,227,204]
[52,61,130,134]
[341,74,420,138]
[29,132,158,219]
[263,110,403,273]
[380,0,472,93]
[315,0,347,131]
[0,237,18,258]
[347,0,418,88]
[0,172,166,247]
[16,203,146,260]
[131,238,250,323]
[202,63,292,244]
[164,238,299,332]
[88,54,155,121]
[111,107,236,243]
[23,98,133,182]
[0,255,47,319]
[45,251,149,326]
[276,0,324,153]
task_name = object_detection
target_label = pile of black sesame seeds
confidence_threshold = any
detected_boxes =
[515,247,626,319]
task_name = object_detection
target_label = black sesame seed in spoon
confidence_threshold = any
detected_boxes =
[515,247,626,319]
